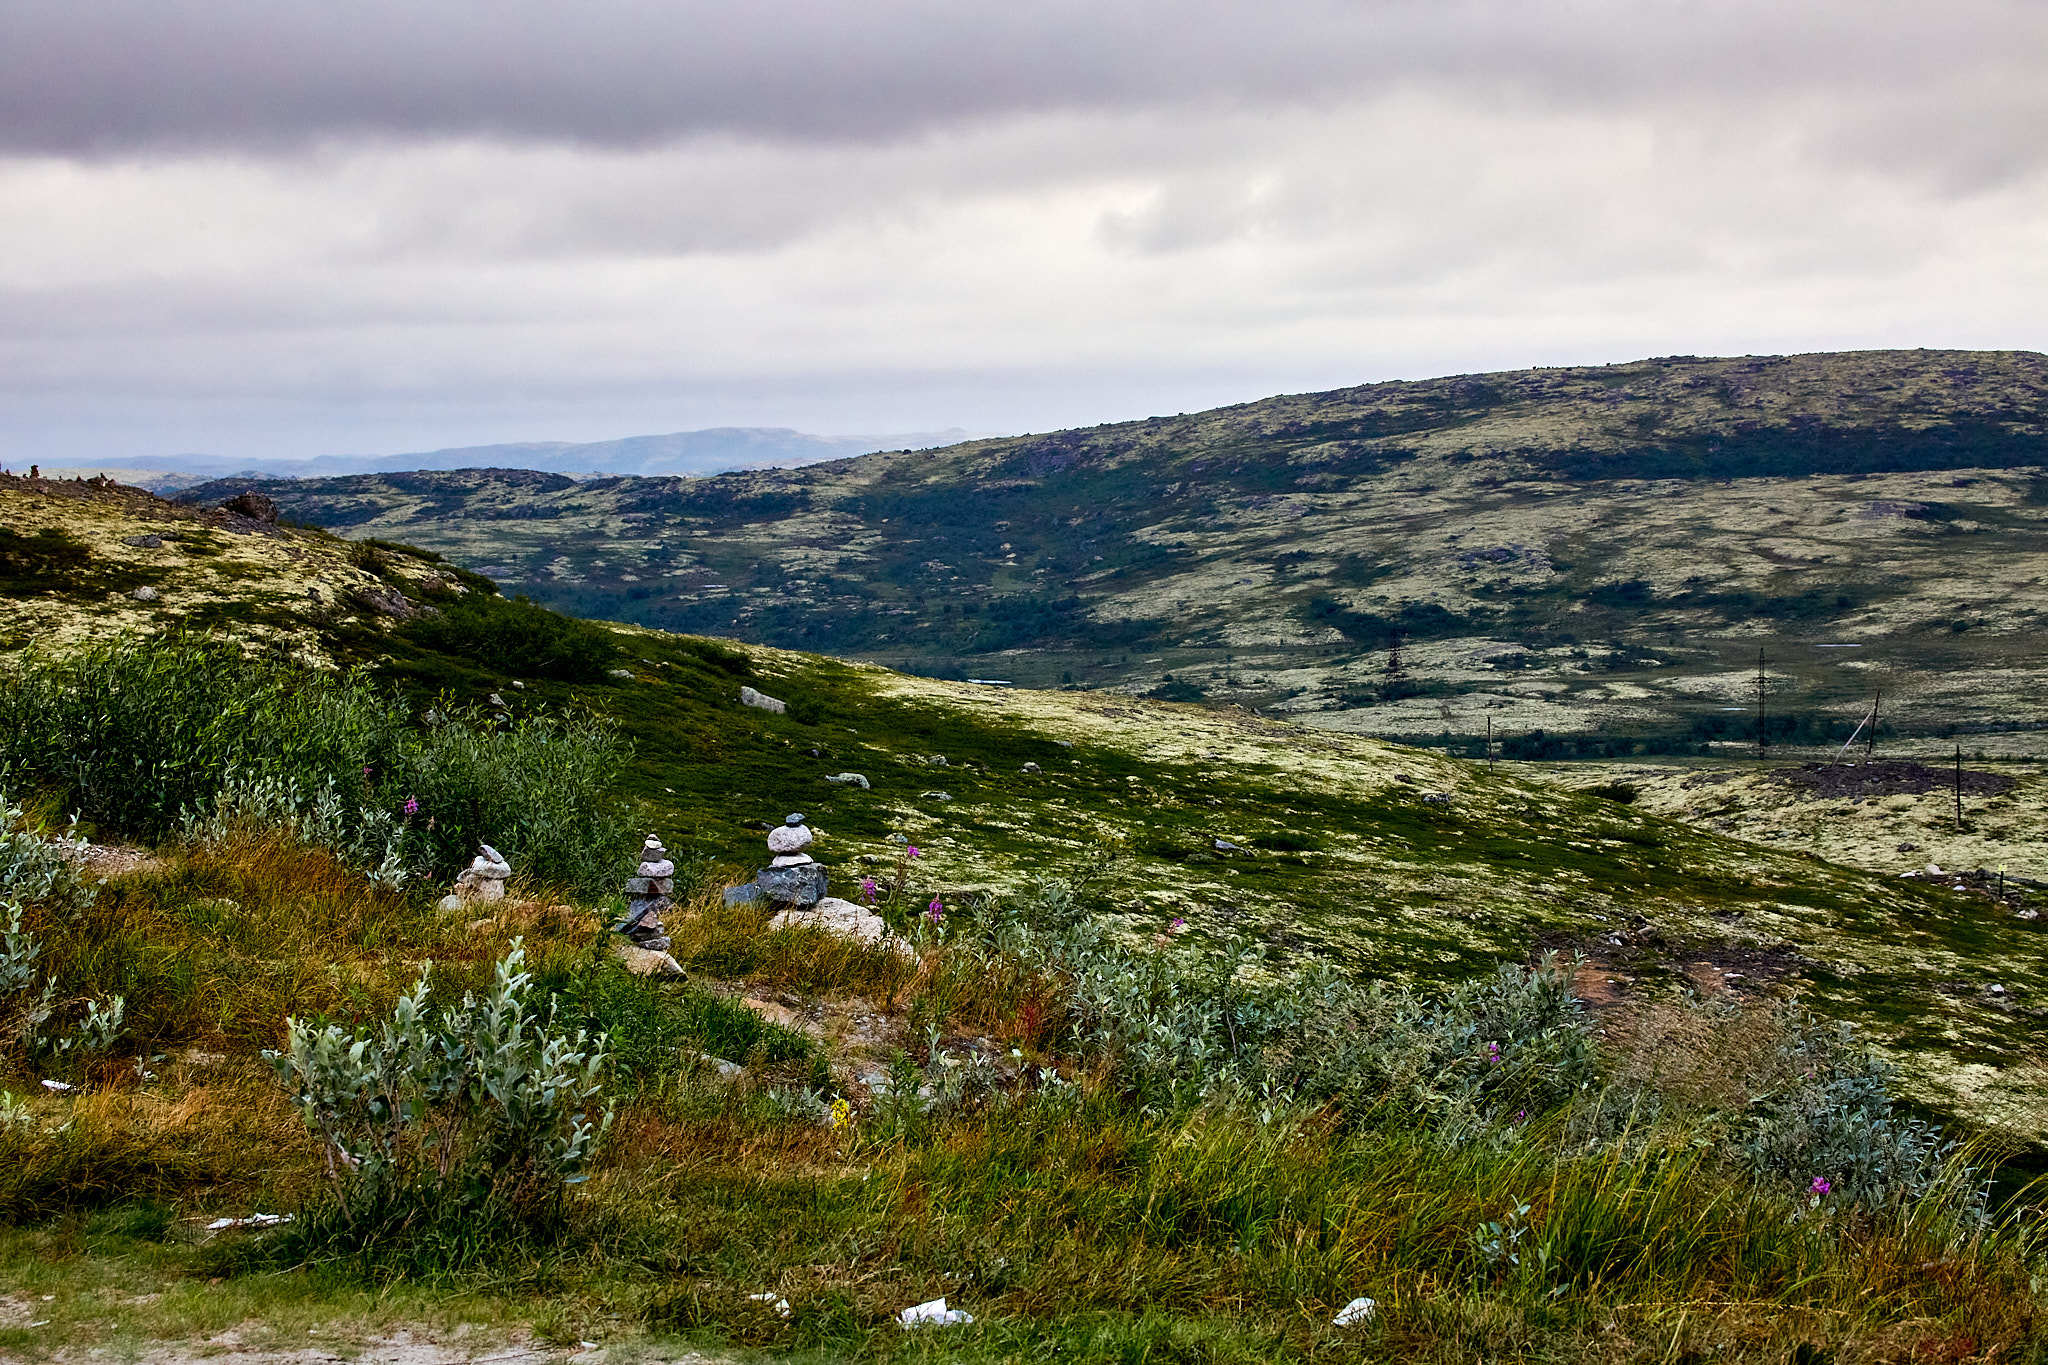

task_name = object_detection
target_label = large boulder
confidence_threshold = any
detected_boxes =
[219,490,280,523]
[768,896,891,948]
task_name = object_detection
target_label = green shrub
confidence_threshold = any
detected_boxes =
[0,639,629,892]
[1739,1012,1953,1211]
[400,593,621,682]
[264,942,610,1277]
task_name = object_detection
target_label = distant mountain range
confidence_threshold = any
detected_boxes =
[69,426,981,490]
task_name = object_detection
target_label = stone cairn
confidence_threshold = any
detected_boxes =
[437,843,510,912]
[723,814,897,949]
[724,813,828,908]
[616,835,676,952]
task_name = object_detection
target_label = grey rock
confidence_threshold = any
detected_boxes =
[888,832,910,845]
[740,685,786,714]
[770,896,892,947]
[130,585,160,602]
[1212,839,1242,853]
[756,861,829,906]
[826,772,871,789]
[1021,762,1041,774]
[122,534,164,549]
[768,823,813,855]
[920,790,954,802]
[723,882,764,907]
[1423,793,1451,806]
[608,668,635,680]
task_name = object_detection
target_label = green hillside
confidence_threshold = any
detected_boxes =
[8,473,2044,1139]
[186,349,2048,759]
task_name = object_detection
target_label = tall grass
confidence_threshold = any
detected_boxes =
[0,638,628,891]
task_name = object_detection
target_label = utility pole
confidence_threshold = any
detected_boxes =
[1954,744,1964,830]
[1867,690,1879,759]
[1755,647,1767,761]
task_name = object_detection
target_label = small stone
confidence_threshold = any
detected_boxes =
[1212,839,1241,853]
[613,941,686,977]
[740,685,787,714]
[1423,793,1451,806]
[826,772,871,788]
[122,534,164,548]
[1021,762,1041,774]
[770,853,814,868]
[488,693,507,708]
[130,585,159,602]
[768,823,814,855]
[608,668,635,680]
[888,832,910,845]
[920,790,954,802]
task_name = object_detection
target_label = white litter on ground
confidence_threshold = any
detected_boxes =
[747,1292,792,1318]
[1333,1296,1377,1326]
[205,1213,293,1231]
[898,1296,974,1328]
[39,1079,73,1091]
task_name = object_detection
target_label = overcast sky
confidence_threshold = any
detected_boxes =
[4,0,2045,464]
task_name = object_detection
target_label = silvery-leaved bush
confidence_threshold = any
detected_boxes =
[267,940,611,1200]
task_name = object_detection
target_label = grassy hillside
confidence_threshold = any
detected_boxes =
[6,476,2044,1140]
[3,476,2046,1360]
[186,348,2048,757]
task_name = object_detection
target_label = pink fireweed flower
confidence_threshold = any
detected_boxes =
[860,878,879,903]
[402,796,419,816]
[1810,1176,1832,1196]
[905,845,921,859]
[926,897,944,923]
[1170,917,1186,931]
[1486,1041,1502,1065]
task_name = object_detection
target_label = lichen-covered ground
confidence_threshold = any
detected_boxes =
[1554,757,2048,881]
[0,475,457,664]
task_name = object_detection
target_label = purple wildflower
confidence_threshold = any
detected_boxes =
[1170,916,1186,931]
[906,845,921,859]
[860,877,879,903]
[1486,1041,1502,1065]
[402,796,419,816]
[1810,1176,1832,1196]
[926,896,944,924]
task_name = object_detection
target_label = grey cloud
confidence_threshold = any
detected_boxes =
[4,0,2044,162]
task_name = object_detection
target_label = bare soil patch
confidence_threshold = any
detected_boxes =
[1759,760,2017,801]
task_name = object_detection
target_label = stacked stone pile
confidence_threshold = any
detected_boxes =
[723,814,897,949]
[437,843,510,912]
[726,814,828,907]
[619,835,675,952]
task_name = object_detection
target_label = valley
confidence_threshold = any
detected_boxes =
[187,349,2048,760]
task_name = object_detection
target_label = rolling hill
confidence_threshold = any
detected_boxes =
[7,471,2045,1139]
[182,349,2048,760]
